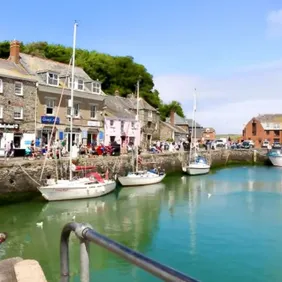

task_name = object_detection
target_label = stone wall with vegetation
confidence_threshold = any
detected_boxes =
[0,149,269,204]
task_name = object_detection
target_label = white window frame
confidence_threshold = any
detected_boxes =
[67,100,80,118]
[0,106,3,119]
[92,82,101,94]
[15,81,23,96]
[69,77,84,91]
[110,120,114,126]
[47,72,59,86]
[73,103,80,118]
[148,110,153,118]
[45,98,55,115]
[90,105,96,119]
[77,79,84,90]
[0,79,3,93]
[121,120,125,132]
[14,107,23,120]
[131,121,135,128]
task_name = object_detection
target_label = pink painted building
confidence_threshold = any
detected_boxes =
[104,117,141,146]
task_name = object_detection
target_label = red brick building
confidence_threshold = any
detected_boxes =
[202,127,216,141]
[242,114,282,147]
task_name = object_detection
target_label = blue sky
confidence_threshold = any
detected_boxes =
[1,0,282,133]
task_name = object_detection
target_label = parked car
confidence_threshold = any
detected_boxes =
[261,140,270,149]
[272,142,281,149]
[211,139,225,149]
[242,140,254,149]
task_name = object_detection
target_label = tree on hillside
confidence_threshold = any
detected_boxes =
[0,40,185,119]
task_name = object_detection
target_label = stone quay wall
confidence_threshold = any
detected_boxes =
[0,149,269,204]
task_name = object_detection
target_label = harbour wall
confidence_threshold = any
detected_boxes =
[0,149,269,204]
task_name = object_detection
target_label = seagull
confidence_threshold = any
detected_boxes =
[36,222,43,228]
[208,193,212,198]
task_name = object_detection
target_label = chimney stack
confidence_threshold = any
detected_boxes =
[9,40,20,64]
[114,89,119,96]
[170,110,175,125]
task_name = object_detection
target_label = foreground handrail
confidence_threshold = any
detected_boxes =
[60,222,199,282]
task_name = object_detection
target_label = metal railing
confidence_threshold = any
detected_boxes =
[60,222,199,282]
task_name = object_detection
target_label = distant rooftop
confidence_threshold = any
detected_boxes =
[104,94,157,119]
[165,112,202,128]
[0,58,36,81]
[19,53,91,81]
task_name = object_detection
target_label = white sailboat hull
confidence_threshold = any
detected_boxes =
[38,179,116,201]
[182,163,210,175]
[118,172,166,187]
[269,156,282,167]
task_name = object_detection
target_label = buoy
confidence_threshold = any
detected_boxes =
[0,232,7,244]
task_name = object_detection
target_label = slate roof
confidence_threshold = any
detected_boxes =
[165,112,202,128]
[19,53,91,80]
[160,121,187,134]
[0,59,36,81]
[103,94,157,119]
[191,128,204,139]
[203,127,215,133]
[255,114,282,130]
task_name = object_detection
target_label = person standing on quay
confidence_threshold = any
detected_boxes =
[4,140,10,161]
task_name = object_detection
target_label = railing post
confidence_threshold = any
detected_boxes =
[80,239,90,282]
[75,223,93,282]
[60,222,199,282]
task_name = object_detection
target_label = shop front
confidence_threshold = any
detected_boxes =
[37,116,60,147]
[87,120,102,146]
[64,127,81,151]
[87,128,99,146]
[0,123,34,156]
[0,123,21,148]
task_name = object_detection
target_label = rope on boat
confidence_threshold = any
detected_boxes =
[18,164,41,186]
[39,58,73,182]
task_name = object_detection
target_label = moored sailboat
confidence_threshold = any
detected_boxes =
[118,80,166,187]
[182,89,210,175]
[37,23,116,201]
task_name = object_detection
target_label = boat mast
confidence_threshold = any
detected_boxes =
[135,79,140,173]
[189,88,196,164]
[69,22,77,181]
[193,89,197,156]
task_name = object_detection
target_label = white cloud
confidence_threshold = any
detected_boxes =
[266,9,282,37]
[154,62,282,134]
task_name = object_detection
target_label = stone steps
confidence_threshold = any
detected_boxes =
[0,258,47,282]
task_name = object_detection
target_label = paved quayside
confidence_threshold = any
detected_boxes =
[0,257,47,282]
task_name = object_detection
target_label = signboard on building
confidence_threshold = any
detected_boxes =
[87,121,100,127]
[41,116,60,125]
[0,123,19,129]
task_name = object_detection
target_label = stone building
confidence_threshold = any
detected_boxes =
[164,111,206,141]
[159,121,187,142]
[14,42,106,150]
[0,45,37,151]
[103,92,160,148]
[242,114,282,147]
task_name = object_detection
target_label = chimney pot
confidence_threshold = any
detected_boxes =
[114,89,119,96]
[9,40,21,64]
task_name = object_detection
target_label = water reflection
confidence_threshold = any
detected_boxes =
[2,167,282,282]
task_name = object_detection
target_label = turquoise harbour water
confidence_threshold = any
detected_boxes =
[1,166,282,281]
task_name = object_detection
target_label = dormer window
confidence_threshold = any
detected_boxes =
[48,72,59,86]
[92,82,101,94]
[77,79,84,90]
[69,77,84,90]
